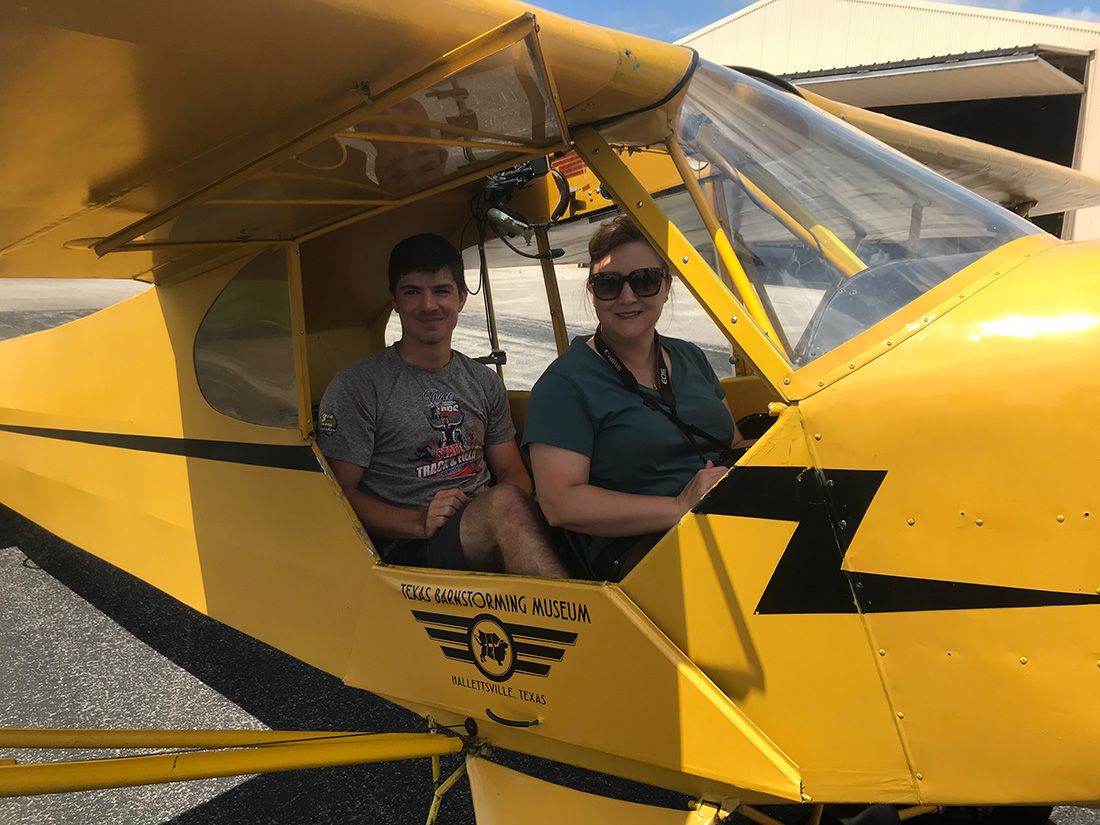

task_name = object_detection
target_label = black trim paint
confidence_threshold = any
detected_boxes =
[513,641,565,661]
[513,660,551,677]
[576,49,700,132]
[442,647,476,663]
[0,424,319,472]
[425,628,468,645]
[413,610,576,681]
[728,65,804,97]
[697,465,1100,615]
[412,610,473,629]
[506,622,578,645]
[849,573,1100,613]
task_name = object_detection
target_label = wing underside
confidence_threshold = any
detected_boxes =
[799,88,1100,218]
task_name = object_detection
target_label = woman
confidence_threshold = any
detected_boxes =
[523,216,748,581]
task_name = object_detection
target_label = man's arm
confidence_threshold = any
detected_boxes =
[484,439,533,495]
[327,457,466,539]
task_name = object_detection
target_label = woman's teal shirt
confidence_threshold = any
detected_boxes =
[522,335,734,568]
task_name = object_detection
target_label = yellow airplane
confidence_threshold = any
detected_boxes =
[2,2,1100,823]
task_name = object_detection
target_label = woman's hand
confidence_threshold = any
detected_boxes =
[531,445,730,538]
[675,460,729,515]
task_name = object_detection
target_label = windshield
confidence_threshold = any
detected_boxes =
[672,61,1040,367]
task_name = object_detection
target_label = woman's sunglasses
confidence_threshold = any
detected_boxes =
[588,267,669,301]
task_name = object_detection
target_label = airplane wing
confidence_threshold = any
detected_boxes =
[0,0,690,281]
[798,87,1100,218]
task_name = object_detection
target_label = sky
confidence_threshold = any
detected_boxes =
[532,0,1099,42]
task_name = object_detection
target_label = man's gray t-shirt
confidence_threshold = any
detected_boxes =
[316,346,515,508]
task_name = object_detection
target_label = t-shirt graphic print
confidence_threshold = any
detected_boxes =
[414,390,484,480]
[317,345,515,509]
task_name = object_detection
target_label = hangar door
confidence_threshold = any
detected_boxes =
[788,46,1088,237]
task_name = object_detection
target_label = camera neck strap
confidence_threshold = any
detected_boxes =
[592,327,731,459]
[593,328,674,409]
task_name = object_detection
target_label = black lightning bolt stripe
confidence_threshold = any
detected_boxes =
[696,465,1100,615]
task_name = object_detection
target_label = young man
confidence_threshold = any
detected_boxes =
[317,233,567,578]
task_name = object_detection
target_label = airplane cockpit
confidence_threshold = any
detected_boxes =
[7,5,1100,811]
[670,61,1039,365]
[159,33,1045,578]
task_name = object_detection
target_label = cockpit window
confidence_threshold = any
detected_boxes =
[130,34,565,246]
[194,249,297,428]
[671,60,1040,367]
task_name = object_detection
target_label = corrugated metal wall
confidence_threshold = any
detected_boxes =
[680,0,1100,75]
[679,0,1100,239]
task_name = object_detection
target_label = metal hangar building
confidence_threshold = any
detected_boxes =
[678,0,1100,239]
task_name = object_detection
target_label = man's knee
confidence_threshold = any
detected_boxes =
[460,484,541,556]
[483,483,536,518]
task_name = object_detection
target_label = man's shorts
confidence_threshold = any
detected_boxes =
[380,505,467,570]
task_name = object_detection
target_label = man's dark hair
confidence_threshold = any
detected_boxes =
[588,214,646,267]
[388,233,467,294]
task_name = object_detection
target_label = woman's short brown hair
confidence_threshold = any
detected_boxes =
[588,215,646,268]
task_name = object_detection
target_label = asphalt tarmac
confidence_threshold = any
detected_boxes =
[0,279,147,341]
[1,279,1098,824]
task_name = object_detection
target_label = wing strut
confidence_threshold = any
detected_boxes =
[0,727,463,798]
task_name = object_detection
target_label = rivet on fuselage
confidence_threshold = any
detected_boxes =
[818,380,825,386]
[593,147,600,154]
[879,649,886,656]
[976,518,984,527]
[916,773,924,781]
[814,433,822,440]
[1020,657,1028,665]
[897,711,905,719]
[731,316,738,324]
[784,377,791,385]
[848,363,855,369]
[885,340,892,346]
[635,201,643,208]
[1057,514,1065,523]
[907,518,915,526]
